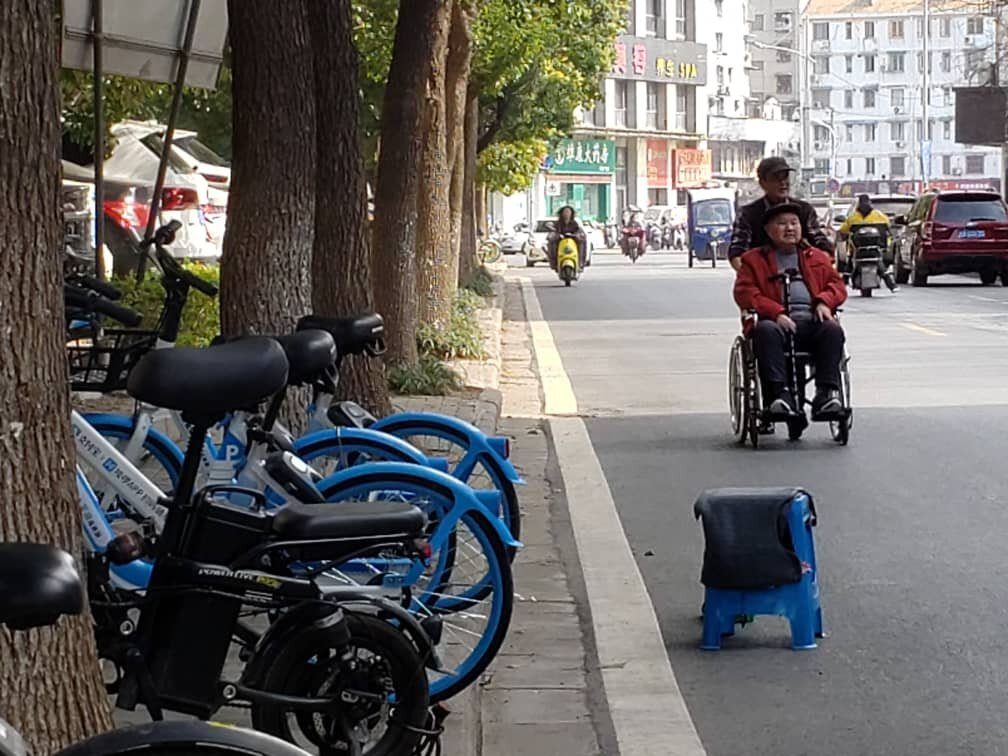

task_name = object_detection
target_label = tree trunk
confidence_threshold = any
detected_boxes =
[476,183,488,238]
[0,1,113,751]
[446,0,475,284]
[306,0,390,416]
[221,0,316,338]
[458,91,480,286]
[372,0,442,365]
[415,0,454,329]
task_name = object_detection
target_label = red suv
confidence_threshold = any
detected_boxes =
[895,190,1008,286]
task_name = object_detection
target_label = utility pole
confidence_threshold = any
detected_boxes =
[800,14,811,183]
[921,0,930,187]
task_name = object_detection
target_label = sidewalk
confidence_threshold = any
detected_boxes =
[435,275,613,755]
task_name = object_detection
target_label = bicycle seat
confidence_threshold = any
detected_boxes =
[0,543,83,630]
[275,329,337,385]
[272,500,426,540]
[127,337,289,418]
[297,312,386,357]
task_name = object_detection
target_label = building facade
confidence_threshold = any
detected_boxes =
[803,0,1004,197]
[533,0,710,221]
[748,0,802,119]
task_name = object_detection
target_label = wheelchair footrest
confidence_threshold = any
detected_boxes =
[810,406,851,423]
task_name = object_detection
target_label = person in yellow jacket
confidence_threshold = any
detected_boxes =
[838,194,898,291]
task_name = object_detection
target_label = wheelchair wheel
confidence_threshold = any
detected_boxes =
[729,337,748,443]
[746,351,762,450]
[829,352,852,445]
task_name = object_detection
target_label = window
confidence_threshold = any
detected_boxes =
[891,121,906,141]
[917,51,931,73]
[845,21,853,39]
[615,146,628,190]
[774,11,792,31]
[864,54,876,73]
[943,120,952,140]
[776,74,793,94]
[777,49,792,63]
[845,55,853,73]
[941,51,951,72]
[812,88,831,108]
[846,158,853,175]
[813,22,829,40]
[940,17,951,37]
[864,89,876,108]
[614,81,628,126]
[865,21,875,38]
[646,82,660,129]
[866,157,876,175]
[814,158,831,174]
[967,16,984,34]
[715,0,723,16]
[934,195,1008,222]
[814,124,830,141]
[865,123,877,141]
[646,0,664,35]
[942,155,952,174]
[844,90,854,108]
[966,154,985,174]
[889,20,904,38]
[675,0,687,38]
[916,18,924,37]
[814,55,829,74]
[888,52,905,72]
[752,13,764,30]
[675,86,689,131]
[943,86,953,106]
[845,124,854,141]
[892,87,905,109]
[890,156,906,177]
[715,32,723,52]
[966,49,986,75]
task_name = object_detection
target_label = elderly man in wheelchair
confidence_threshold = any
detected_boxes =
[729,203,852,446]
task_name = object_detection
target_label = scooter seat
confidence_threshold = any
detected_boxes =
[271,500,427,540]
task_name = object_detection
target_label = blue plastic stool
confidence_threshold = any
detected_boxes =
[694,488,823,651]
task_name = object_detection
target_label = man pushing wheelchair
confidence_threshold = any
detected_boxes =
[733,203,849,436]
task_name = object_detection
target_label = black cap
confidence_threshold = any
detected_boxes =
[757,156,794,179]
[763,202,802,225]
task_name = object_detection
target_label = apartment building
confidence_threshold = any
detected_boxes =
[749,0,802,119]
[803,0,1003,196]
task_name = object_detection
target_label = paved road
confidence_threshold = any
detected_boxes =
[525,248,1008,756]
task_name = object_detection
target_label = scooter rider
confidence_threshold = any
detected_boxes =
[728,157,834,272]
[838,193,898,292]
[548,205,588,271]
[621,211,648,256]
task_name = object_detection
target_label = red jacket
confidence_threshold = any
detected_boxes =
[733,245,847,321]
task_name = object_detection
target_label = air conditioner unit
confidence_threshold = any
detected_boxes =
[953,167,963,175]
[893,106,902,114]
[813,140,826,150]
[894,140,905,148]
[718,85,730,95]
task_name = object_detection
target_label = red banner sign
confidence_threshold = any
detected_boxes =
[646,139,669,188]
[671,148,712,188]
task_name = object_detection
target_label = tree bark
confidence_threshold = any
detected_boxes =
[446,0,475,285]
[306,0,390,416]
[415,0,454,329]
[221,0,316,338]
[372,0,442,365]
[458,91,480,286]
[0,1,114,751]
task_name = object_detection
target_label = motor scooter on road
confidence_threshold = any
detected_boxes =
[555,231,581,285]
[621,222,647,263]
[848,223,889,297]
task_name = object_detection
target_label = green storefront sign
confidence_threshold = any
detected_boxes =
[547,138,616,175]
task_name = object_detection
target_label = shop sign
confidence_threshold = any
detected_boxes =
[646,139,670,188]
[611,35,707,86]
[547,138,616,175]
[671,148,712,188]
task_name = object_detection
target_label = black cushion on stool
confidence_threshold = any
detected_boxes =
[693,487,815,590]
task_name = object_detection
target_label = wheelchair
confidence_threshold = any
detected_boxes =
[728,311,852,449]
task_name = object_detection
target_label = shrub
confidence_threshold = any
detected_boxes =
[387,354,463,395]
[416,290,487,361]
[113,262,220,346]
[462,265,495,298]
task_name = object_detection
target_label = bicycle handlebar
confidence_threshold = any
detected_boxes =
[65,273,122,301]
[64,286,143,328]
[141,220,220,298]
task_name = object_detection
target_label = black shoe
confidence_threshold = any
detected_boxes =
[812,388,843,417]
[768,390,797,416]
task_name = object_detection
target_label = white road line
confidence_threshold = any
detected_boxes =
[967,294,1003,303]
[519,278,707,756]
[900,322,946,337]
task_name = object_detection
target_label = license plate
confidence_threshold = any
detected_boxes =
[959,229,986,239]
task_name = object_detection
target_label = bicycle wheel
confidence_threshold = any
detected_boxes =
[82,414,183,506]
[54,721,311,756]
[477,240,502,264]
[369,417,521,544]
[318,467,514,702]
[252,612,429,755]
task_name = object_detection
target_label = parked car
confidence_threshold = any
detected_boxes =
[498,223,534,255]
[894,190,1008,285]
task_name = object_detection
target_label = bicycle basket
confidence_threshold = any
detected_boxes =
[67,329,159,392]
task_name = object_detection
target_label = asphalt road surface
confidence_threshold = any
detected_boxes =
[525,248,1008,756]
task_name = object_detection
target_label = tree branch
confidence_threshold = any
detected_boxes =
[476,93,508,153]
